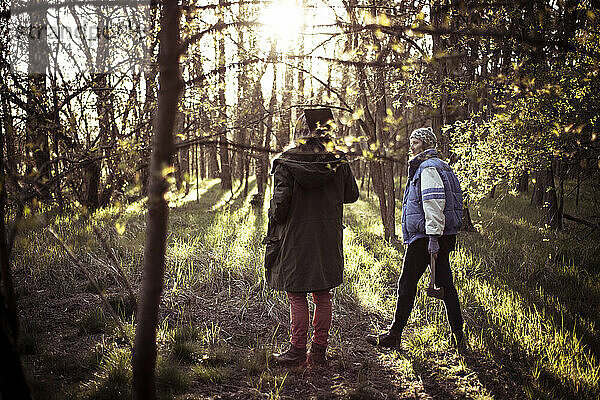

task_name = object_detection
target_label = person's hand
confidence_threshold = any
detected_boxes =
[428,236,440,257]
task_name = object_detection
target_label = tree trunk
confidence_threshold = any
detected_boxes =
[530,170,544,207]
[199,143,206,180]
[460,206,477,232]
[83,155,101,211]
[253,77,268,198]
[1,86,18,197]
[467,34,479,118]
[26,2,51,199]
[50,76,65,212]
[139,3,159,197]
[194,144,200,202]
[355,37,394,240]
[540,165,561,230]
[208,143,220,179]
[430,0,443,145]
[279,60,293,151]
[382,159,396,240]
[179,120,189,195]
[0,106,18,342]
[243,152,250,198]
[370,160,389,234]
[575,169,580,208]
[85,71,110,211]
[173,113,185,191]
[516,170,529,193]
[297,24,305,105]
[85,8,114,210]
[132,0,183,398]
[219,131,232,190]
[217,0,232,190]
[0,293,32,400]
[480,38,491,121]
[260,48,277,198]
[0,106,31,398]
[256,123,267,198]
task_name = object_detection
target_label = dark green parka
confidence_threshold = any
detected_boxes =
[264,139,359,292]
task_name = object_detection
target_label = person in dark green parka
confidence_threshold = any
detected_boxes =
[265,110,359,368]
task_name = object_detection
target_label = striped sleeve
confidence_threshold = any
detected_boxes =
[420,167,445,235]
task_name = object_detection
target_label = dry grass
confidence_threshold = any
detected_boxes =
[12,178,600,399]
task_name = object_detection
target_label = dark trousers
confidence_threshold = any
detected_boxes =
[391,235,463,334]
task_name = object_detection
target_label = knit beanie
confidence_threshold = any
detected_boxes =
[409,127,437,149]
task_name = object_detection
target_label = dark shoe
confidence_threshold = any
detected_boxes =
[307,343,328,368]
[273,345,307,367]
[366,330,401,348]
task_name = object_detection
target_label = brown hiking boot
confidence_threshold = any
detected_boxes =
[366,330,401,348]
[273,345,307,367]
[307,343,328,368]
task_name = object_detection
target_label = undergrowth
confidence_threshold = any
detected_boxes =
[12,178,600,399]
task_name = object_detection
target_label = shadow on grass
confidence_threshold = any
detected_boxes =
[461,301,596,400]
[451,197,600,398]
[465,196,600,360]
[342,192,599,399]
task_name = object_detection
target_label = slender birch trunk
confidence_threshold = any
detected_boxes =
[132,0,183,398]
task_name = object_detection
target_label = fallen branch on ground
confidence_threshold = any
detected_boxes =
[46,227,132,347]
[563,213,600,231]
[91,225,137,307]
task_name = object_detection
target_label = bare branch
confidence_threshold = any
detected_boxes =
[47,227,132,347]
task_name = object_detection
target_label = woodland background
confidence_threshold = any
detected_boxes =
[1,0,600,399]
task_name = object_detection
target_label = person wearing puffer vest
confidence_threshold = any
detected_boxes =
[366,127,465,349]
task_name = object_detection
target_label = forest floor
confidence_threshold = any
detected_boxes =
[12,178,600,399]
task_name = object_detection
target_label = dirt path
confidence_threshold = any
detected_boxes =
[17,266,524,400]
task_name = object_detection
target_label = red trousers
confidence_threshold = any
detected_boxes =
[286,290,332,349]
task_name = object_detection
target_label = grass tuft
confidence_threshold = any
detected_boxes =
[156,357,191,394]
[73,308,113,335]
[191,364,227,383]
[82,346,131,400]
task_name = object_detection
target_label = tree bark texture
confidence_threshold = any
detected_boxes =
[460,206,477,232]
[530,170,544,207]
[541,165,561,230]
[199,144,206,180]
[217,0,232,190]
[0,108,31,398]
[517,170,529,193]
[85,72,111,211]
[132,0,183,398]
[173,113,185,191]
[374,66,396,241]
[208,144,220,179]
[254,81,267,197]
[260,58,277,198]
[430,0,443,142]
[0,113,18,342]
[279,61,293,151]
[25,2,51,197]
[354,25,396,241]
[0,292,32,400]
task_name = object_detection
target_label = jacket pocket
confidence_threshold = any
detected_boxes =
[406,215,424,235]
[262,235,281,272]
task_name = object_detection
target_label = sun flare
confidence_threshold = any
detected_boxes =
[258,0,305,48]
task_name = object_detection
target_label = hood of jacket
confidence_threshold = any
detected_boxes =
[272,148,347,190]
